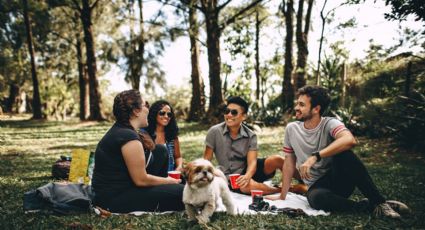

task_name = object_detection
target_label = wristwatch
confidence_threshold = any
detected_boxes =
[312,151,321,162]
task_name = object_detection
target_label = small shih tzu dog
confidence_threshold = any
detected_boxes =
[182,159,236,224]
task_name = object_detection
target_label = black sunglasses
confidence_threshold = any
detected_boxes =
[224,108,239,116]
[158,110,173,117]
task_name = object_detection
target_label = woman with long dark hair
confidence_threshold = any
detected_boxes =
[145,100,183,172]
[92,90,184,213]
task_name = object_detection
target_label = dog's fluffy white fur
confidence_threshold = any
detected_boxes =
[182,159,235,224]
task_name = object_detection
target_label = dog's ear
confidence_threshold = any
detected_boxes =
[181,162,191,180]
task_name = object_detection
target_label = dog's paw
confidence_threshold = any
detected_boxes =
[227,207,236,216]
[196,215,210,224]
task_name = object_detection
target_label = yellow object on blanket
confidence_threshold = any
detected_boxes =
[68,149,90,184]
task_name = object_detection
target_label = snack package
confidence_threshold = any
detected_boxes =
[68,149,90,184]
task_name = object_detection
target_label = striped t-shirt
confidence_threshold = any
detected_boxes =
[283,117,348,187]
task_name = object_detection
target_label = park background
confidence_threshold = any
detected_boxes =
[0,0,424,229]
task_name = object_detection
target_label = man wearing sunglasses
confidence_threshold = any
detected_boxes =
[203,96,285,195]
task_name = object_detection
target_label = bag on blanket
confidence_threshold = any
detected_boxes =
[23,182,94,215]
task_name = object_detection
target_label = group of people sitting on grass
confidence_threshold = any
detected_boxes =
[91,85,409,219]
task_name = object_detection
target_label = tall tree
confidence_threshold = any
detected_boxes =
[75,0,105,121]
[255,8,261,103]
[22,0,42,119]
[294,0,313,90]
[198,0,264,122]
[187,0,205,121]
[125,0,145,90]
[281,0,295,111]
[75,23,89,120]
[316,0,328,85]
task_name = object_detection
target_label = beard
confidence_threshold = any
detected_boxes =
[295,109,313,121]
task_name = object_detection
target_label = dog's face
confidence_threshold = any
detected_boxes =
[184,159,215,188]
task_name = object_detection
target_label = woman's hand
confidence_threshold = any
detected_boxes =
[175,166,184,173]
[166,177,181,184]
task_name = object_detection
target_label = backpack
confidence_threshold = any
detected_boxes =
[52,156,71,180]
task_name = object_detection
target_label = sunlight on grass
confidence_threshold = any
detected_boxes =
[0,119,424,229]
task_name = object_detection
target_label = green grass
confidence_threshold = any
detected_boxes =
[1,116,424,229]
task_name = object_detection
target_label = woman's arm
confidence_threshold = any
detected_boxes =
[122,140,180,186]
[173,137,183,171]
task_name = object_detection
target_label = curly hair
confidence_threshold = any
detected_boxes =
[297,85,330,116]
[113,89,143,128]
[145,100,179,141]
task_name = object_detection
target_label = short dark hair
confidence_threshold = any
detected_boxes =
[113,89,143,127]
[297,85,330,116]
[226,96,249,114]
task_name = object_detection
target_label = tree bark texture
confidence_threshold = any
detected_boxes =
[23,0,43,119]
[295,0,313,90]
[316,0,328,86]
[81,0,104,120]
[282,0,295,111]
[201,0,224,122]
[255,9,261,103]
[76,33,89,120]
[187,0,206,122]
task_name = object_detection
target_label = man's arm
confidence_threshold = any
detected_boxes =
[203,146,214,161]
[318,130,356,158]
[237,150,257,188]
[266,154,296,200]
[300,130,356,180]
[281,154,296,199]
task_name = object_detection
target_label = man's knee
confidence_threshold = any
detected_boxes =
[333,150,359,164]
[264,155,284,171]
[307,188,332,211]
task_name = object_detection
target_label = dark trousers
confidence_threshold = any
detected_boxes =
[101,144,184,213]
[307,150,386,212]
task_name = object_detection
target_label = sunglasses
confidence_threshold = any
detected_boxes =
[224,108,239,116]
[158,110,173,117]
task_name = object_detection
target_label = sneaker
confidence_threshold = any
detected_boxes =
[386,200,411,215]
[373,203,401,219]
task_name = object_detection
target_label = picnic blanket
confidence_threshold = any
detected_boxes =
[94,192,329,216]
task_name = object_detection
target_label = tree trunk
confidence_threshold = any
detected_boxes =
[81,0,104,120]
[187,0,205,122]
[136,0,145,89]
[339,62,346,107]
[405,61,412,97]
[6,83,19,113]
[76,33,89,120]
[23,0,42,119]
[282,0,295,111]
[202,2,224,122]
[295,0,313,90]
[255,9,261,104]
[316,0,328,86]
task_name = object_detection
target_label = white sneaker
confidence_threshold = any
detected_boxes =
[373,203,401,219]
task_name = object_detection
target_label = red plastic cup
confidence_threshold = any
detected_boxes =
[168,171,181,179]
[229,174,241,189]
[251,189,263,201]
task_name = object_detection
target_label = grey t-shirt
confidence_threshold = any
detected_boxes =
[283,117,347,187]
[205,122,258,176]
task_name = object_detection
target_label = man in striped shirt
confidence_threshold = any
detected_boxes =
[267,85,409,219]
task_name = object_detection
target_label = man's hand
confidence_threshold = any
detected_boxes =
[236,174,251,188]
[265,193,286,201]
[299,156,317,180]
